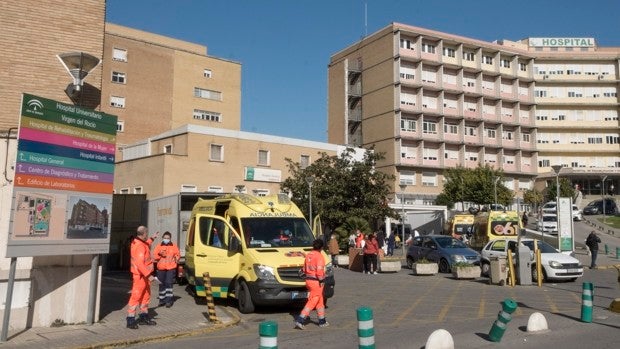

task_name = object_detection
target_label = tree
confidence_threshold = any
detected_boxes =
[523,189,544,212]
[439,165,513,208]
[546,178,575,202]
[332,216,371,250]
[281,148,398,232]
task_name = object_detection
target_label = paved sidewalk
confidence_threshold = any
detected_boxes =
[2,272,239,349]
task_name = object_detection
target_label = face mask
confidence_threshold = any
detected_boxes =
[162,239,170,244]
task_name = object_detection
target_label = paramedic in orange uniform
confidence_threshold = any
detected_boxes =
[153,231,180,308]
[294,239,329,329]
[126,226,158,329]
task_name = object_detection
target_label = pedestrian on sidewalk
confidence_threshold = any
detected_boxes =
[126,226,159,329]
[362,233,380,274]
[295,239,329,329]
[585,230,601,269]
[154,231,180,308]
[327,234,340,268]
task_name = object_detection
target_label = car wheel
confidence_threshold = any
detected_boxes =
[236,280,255,314]
[481,262,490,276]
[406,256,415,269]
[531,265,546,283]
[439,259,450,273]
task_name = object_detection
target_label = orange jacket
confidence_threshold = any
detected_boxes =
[130,237,154,277]
[154,242,180,270]
[303,250,325,281]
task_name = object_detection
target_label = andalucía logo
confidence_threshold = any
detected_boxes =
[26,98,44,115]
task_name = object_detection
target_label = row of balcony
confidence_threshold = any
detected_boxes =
[398,69,534,103]
[399,152,536,175]
[399,100,534,126]
[401,129,536,151]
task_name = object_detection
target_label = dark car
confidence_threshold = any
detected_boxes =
[406,235,480,273]
[582,198,617,215]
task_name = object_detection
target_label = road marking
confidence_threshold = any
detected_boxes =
[544,292,559,313]
[478,286,486,318]
[391,276,444,325]
[436,279,462,321]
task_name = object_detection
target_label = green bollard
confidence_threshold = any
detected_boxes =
[357,307,375,349]
[605,244,609,255]
[488,298,517,342]
[259,321,278,349]
[616,247,620,259]
[581,282,594,323]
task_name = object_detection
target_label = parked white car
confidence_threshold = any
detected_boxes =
[541,201,557,214]
[537,213,558,234]
[480,238,583,282]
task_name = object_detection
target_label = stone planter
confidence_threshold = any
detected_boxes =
[379,260,401,273]
[335,254,349,268]
[413,263,438,275]
[452,265,481,279]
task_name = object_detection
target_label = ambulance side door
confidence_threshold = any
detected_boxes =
[193,215,241,297]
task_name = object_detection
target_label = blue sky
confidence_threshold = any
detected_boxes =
[106,0,620,142]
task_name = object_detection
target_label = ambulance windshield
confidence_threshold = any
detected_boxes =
[241,217,315,248]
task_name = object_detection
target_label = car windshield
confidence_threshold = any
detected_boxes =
[522,240,558,253]
[435,236,467,248]
[241,217,315,248]
[542,216,557,222]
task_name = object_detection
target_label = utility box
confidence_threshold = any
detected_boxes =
[489,256,508,286]
[517,245,533,285]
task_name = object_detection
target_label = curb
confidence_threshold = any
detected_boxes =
[73,306,241,349]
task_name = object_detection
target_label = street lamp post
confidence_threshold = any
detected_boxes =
[399,183,407,256]
[306,176,314,225]
[601,175,608,222]
[493,177,500,210]
[551,165,562,246]
[461,177,465,212]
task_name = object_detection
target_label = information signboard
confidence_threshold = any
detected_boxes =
[6,93,117,257]
[557,197,574,252]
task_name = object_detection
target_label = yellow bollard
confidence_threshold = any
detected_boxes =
[506,249,516,287]
[202,272,221,324]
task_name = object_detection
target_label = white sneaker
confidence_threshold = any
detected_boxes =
[294,321,305,330]
[373,271,378,275]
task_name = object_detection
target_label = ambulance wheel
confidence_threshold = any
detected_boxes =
[236,280,255,314]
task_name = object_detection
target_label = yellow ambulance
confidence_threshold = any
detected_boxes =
[184,193,334,313]
[469,210,522,250]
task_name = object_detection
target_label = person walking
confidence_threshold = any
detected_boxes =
[327,233,340,268]
[153,231,180,308]
[585,230,601,269]
[363,233,380,274]
[522,212,529,227]
[295,239,328,329]
[126,226,158,329]
[387,232,395,256]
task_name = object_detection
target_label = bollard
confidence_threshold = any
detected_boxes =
[357,307,375,349]
[616,247,620,259]
[202,272,220,324]
[604,244,609,255]
[488,298,517,342]
[259,321,278,349]
[581,282,594,323]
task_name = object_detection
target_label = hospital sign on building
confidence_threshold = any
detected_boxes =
[6,93,117,257]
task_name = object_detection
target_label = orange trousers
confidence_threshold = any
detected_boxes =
[300,279,325,319]
[127,274,151,317]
